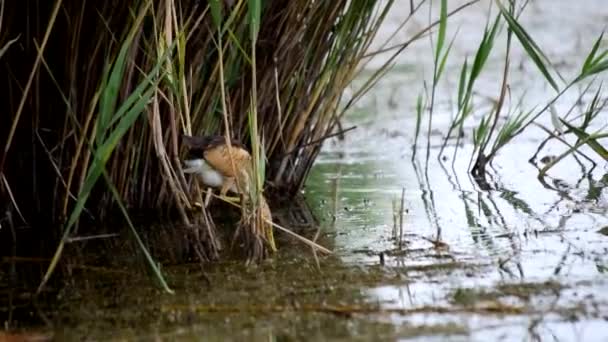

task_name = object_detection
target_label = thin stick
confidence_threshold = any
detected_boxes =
[214,30,242,196]
[362,0,480,58]
[1,174,27,225]
[202,192,332,255]
[0,0,63,174]
[398,187,405,249]
[278,125,357,158]
[66,233,120,243]
[265,219,332,255]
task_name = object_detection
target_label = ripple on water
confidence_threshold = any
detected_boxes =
[304,2,608,335]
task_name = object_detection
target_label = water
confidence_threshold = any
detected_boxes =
[4,0,608,341]
[302,0,608,340]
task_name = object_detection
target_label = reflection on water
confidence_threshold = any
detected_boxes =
[304,106,608,340]
[303,0,608,339]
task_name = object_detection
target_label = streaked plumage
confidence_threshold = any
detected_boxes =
[181,134,276,253]
[181,134,252,196]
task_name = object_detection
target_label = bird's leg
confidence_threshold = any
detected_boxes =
[219,178,240,203]
[219,178,231,197]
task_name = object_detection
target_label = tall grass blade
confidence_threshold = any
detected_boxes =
[427,0,451,166]
[469,14,500,91]
[576,33,608,81]
[97,34,134,145]
[578,60,608,81]
[496,0,559,91]
[37,30,176,295]
[37,85,158,295]
[101,170,173,293]
[438,16,499,158]
[539,133,608,177]
[414,93,424,145]
[249,0,261,42]
[491,107,534,153]
[209,0,223,29]
[582,32,604,74]
[436,34,456,82]
[0,35,20,60]
[560,119,608,161]
[581,85,603,129]
[435,0,448,64]
[457,57,468,108]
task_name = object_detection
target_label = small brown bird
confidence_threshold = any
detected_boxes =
[182,134,276,253]
[181,134,253,204]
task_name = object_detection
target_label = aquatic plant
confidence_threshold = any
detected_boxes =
[417,0,608,185]
[0,0,411,292]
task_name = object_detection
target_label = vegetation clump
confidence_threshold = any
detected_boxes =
[0,0,399,291]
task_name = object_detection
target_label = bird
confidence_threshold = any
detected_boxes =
[181,134,253,206]
[181,134,276,254]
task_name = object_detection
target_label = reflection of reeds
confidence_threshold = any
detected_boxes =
[399,187,406,249]
[391,187,406,248]
[0,0,396,291]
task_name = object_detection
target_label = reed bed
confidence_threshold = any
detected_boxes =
[0,0,403,291]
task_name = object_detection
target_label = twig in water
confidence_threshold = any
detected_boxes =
[201,192,333,255]
[398,187,405,249]
[265,219,332,255]
[66,233,120,243]
[278,126,357,158]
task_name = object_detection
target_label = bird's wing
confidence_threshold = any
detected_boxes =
[203,143,251,178]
